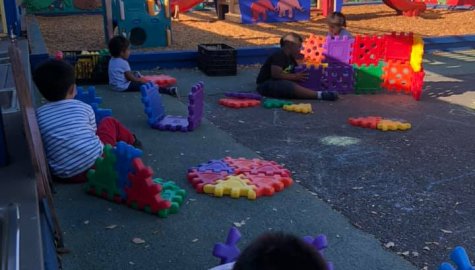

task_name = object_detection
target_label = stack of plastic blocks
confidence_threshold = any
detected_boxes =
[298,32,425,100]
[187,157,293,200]
[140,81,204,132]
[142,74,177,88]
[348,116,411,131]
[219,92,262,108]
[84,142,186,218]
[74,86,112,125]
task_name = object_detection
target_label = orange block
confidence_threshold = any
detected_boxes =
[382,60,413,93]
[301,35,326,64]
[143,75,177,88]
[219,98,261,108]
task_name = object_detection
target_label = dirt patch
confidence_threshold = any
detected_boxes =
[36,5,475,53]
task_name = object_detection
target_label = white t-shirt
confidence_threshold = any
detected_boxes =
[108,57,131,91]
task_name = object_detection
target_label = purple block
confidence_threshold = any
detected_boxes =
[295,65,327,92]
[303,234,333,270]
[187,82,204,131]
[224,92,262,100]
[324,35,354,64]
[155,115,189,132]
[326,64,355,94]
[213,227,241,265]
[197,159,235,173]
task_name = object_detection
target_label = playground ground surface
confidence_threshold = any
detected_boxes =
[53,50,475,270]
[36,5,475,53]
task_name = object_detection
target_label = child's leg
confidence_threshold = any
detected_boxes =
[257,80,317,99]
[126,81,144,92]
[97,116,136,146]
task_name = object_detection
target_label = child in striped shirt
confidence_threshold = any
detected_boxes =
[34,60,141,183]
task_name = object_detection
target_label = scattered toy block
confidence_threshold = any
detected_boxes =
[195,159,235,174]
[153,178,187,218]
[142,74,177,88]
[303,234,334,270]
[283,103,313,114]
[113,142,143,200]
[377,119,411,131]
[262,98,293,108]
[243,173,293,197]
[439,246,474,270]
[348,116,382,129]
[219,98,261,108]
[141,81,204,132]
[203,175,257,200]
[125,158,171,213]
[223,157,267,173]
[187,169,229,193]
[213,227,241,264]
[85,144,122,201]
[225,92,262,100]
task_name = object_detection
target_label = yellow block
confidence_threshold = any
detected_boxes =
[410,35,424,72]
[283,103,313,114]
[203,175,257,200]
[377,119,411,131]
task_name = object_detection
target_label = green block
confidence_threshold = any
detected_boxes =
[84,144,120,200]
[353,61,385,94]
[153,178,187,218]
[437,0,446,4]
[263,99,294,108]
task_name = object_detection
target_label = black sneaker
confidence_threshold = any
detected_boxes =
[320,91,339,101]
[159,86,179,98]
[132,134,143,149]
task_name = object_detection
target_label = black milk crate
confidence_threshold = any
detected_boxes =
[63,50,110,84]
[197,44,237,76]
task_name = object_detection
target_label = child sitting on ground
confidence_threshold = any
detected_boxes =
[256,32,338,101]
[108,35,178,96]
[210,232,329,270]
[34,60,141,183]
[327,12,352,38]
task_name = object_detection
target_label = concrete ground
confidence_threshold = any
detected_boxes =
[55,50,475,270]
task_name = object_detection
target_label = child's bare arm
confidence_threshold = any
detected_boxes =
[271,65,308,81]
[125,71,148,83]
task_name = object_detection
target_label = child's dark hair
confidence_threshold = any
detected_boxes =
[108,35,130,57]
[33,60,75,102]
[233,232,329,270]
[328,11,347,27]
[279,32,303,48]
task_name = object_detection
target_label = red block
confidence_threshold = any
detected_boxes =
[351,35,385,66]
[143,75,177,88]
[187,169,228,192]
[383,32,413,62]
[125,158,171,212]
[219,98,261,108]
[348,116,382,129]
[411,69,425,101]
[244,173,293,197]
[223,157,267,173]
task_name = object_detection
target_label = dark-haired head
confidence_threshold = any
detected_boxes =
[33,60,75,102]
[233,232,329,270]
[279,32,303,58]
[108,35,130,58]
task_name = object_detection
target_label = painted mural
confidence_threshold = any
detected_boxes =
[240,0,310,24]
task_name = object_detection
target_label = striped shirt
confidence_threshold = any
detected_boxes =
[37,99,103,178]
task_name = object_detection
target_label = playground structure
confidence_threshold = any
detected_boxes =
[0,0,22,37]
[102,0,171,48]
[297,32,425,100]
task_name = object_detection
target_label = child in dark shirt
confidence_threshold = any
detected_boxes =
[256,33,338,101]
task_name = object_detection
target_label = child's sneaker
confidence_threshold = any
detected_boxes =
[132,134,143,149]
[159,86,179,98]
[317,91,339,101]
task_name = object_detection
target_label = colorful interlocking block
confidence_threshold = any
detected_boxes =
[153,178,187,218]
[203,175,257,200]
[75,86,102,105]
[410,35,424,72]
[326,64,354,94]
[377,119,411,131]
[384,32,413,62]
[143,74,177,88]
[213,227,241,264]
[225,92,262,100]
[353,61,385,94]
[294,64,327,92]
[351,35,384,66]
[283,103,313,114]
[411,69,425,101]
[382,60,413,93]
[439,246,474,270]
[348,116,382,129]
[114,142,143,199]
[219,98,261,108]
[188,157,293,200]
[323,35,354,64]
[262,98,293,108]
[349,116,411,132]
[85,144,121,202]
[301,35,326,64]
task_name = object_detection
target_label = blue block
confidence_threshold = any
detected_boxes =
[113,142,143,199]
[439,246,475,270]
[75,86,103,105]
[140,82,165,127]
[91,103,112,125]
